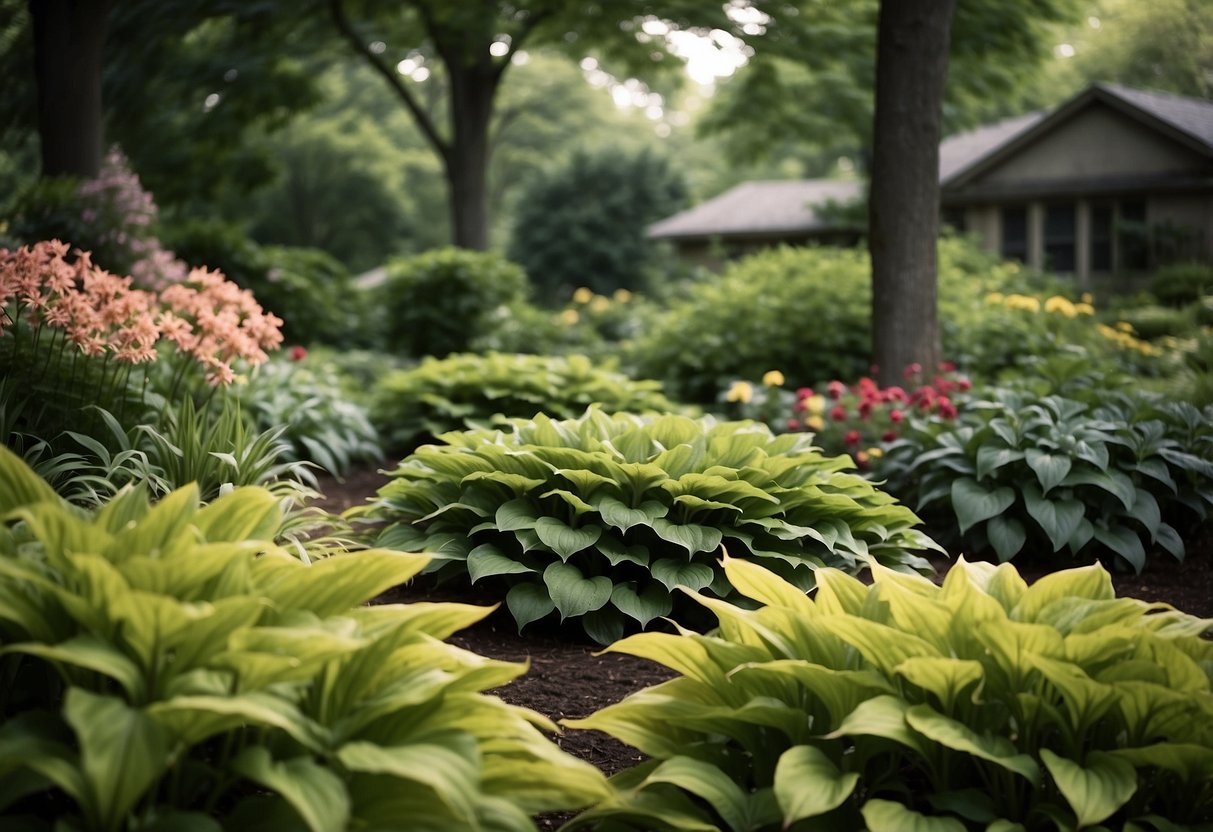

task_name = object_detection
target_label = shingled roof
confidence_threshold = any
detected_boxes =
[650,84,1213,242]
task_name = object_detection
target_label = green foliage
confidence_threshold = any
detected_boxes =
[1111,304,1195,342]
[230,352,381,476]
[378,248,528,358]
[367,408,938,644]
[563,556,1213,831]
[0,445,608,829]
[370,352,681,453]
[879,382,1213,571]
[627,246,874,403]
[507,148,687,305]
[1151,261,1213,307]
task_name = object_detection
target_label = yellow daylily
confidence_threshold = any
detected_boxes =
[762,370,785,387]
[725,381,754,404]
[572,287,593,304]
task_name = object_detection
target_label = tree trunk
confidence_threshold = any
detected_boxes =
[446,65,496,251]
[868,0,955,387]
[29,0,113,179]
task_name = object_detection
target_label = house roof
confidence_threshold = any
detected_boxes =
[649,84,1213,242]
[648,179,862,240]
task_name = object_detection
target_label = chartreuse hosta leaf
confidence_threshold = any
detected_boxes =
[370,406,936,642]
[0,446,607,829]
[562,555,1213,830]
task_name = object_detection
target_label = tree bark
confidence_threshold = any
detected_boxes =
[868,0,955,387]
[29,0,113,179]
[446,64,495,251]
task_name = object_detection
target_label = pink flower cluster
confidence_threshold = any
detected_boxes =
[2,240,282,386]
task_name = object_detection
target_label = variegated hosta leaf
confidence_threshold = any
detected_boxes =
[1040,749,1137,828]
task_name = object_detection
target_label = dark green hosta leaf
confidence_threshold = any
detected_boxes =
[975,446,1025,480]
[1154,522,1184,560]
[1025,449,1072,494]
[534,517,602,560]
[1023,485,1086,553]
[986,514,1027,562]
[1126,488,1161,538]
[905,705,1039,782]
[951,478,1015,535]
[1040,749,1137,829]
[540,488,597,516]
[582,608,626,646]
[1093,525,1147,573]
[506,582,556,631]
[467,544,534,583]
[651,518,723,556]
[595,495,668,532]
[495,497,539,531]
[596,535,652,567]
[650,558,714,592]
[543,562,613,620]
[611,581,673,627]
[1062,468,1136,511]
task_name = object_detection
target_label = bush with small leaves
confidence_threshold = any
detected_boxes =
[365,408,939,644]
[563,556,1213,831]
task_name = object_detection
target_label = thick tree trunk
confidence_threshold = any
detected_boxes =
[868,0,955,387]
[29,0,113,179]
[446,66,496,251]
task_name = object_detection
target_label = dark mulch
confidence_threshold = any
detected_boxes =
[314,463,1213,801]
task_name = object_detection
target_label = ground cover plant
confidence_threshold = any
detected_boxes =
[370,352,681,453]
[563,555,1213,831]
[0,446,608,830]
[365,407,939,644]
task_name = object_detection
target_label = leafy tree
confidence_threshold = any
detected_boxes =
[508,147,687,304]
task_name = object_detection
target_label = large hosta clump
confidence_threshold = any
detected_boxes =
[564,557,1213,831]
[368,407,938,643]
[0,446,606,830]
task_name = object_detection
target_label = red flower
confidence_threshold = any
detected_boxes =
[796,387,814,400]
[938,361,957,373]
[884,386,908,403]
[830,405,848,421]
[939,398,958,420]
[827,380,846,399]
[290,345,308,361]
[890,409,905,423]
[786,418,802,432]
[858,400,873,420]
[844,430,861,446]
[958,377,972,391]
[903,362,923,381]
[882,429,898,442]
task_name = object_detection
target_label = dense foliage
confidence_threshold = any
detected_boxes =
[366,408,938,644]
[370,352,680,453]
[565,556,1213,831]
[0,446,608,829]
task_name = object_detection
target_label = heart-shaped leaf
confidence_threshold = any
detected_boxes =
[1025,449,1072,494]
[505,582,556,632]
[543,562,613,620]
[650,558,714,592]
[610,581,673,627]
[951,478,1015,535]
[534,517,602,560]
[651,518,723,555]
[595,495,668,532]
[467,544,534,583]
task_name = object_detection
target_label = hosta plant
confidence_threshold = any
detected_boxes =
[365,408,938,644]
[563,556,1213,831]
[0,445,607,830]
[878,386,1213,570]
[370,351,682,453]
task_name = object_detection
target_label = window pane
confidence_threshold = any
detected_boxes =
[1119,200,1148,270]
[1001,206,1027,261]
[1044,203,1075,273]
[1091,204,1113,272]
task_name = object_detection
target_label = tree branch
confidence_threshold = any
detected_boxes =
[326,0,449,161]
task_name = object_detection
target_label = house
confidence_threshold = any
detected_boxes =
[651,83,1213,289]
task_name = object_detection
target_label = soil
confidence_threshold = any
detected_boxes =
[313,463,1213,820]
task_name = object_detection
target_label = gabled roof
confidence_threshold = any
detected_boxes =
[648,179,862,240]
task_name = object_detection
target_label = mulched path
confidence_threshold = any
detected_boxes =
[313,462,1213,815]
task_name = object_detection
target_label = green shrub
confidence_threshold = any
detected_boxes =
[564,556,1213,831]
[1151,260,1213,306]
[0,446,608,829]
[370,352,682,453]
[378,247,528,358]
[366,408,939,644]
[878,384,1213,570]
[1109,304,1195,342]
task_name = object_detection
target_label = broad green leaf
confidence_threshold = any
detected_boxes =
[194,486,279,542]
[1013,565,1115,622]
[337,739,479,823]
[1125,489,1161,537]
[861,798,966,832]
[543,562,613,620]
[894,658,984,712]
[257,549,429,618]
[646,756,749,831]
[582,608,626,645]
[148,693,316,750]
[540,488,597,516]
[986,515,1027,562]
[231,747,350,832]
[1108,744,1213,783]
[534,517,602,560]
[650,518,723,556]
[1062,468,1136,511]
[951,478,1016,535]
[975,446,1025,480]
[6,635,144,702]
[650,558,715,593]
[1093,525,1146,573]
[0,445,61,512]
[721,554,816,614]
[906,705,1040,782]
[827,695,922,752]
[595,535,652,567]
[1040,749,1136,828]
[64,689,171,831]
[1023,485,1086,553]
[505,583,555,631]
[595,495,668,532]
[611,582,673,627]
[494,498,539,531]
[774,744,859,823]
[1025,449,1072,495]
[467,544,534,583]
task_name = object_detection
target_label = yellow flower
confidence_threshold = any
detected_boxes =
[559,309,580,326]
[1006,293,1041,312]
[590,296,610,313]
[985,292,1005,305]
[806,394,826,415]
[1044,295,1077,318]
[1081,292,1094,305]
[572,287,593,304]
[866,446,884,459]
[1115,321,1135,334]
[725,380,754,403]
[612,288,632,303]
[1074,302,1095,316]
[762,370,785,387]
[805,415,825,431]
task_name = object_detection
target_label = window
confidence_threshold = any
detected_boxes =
[1044,203,1076,273]
[941,207,966,233]
[1000,206,1028,262]
[1090,204,1113,272]
[1118,200,1149,270]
